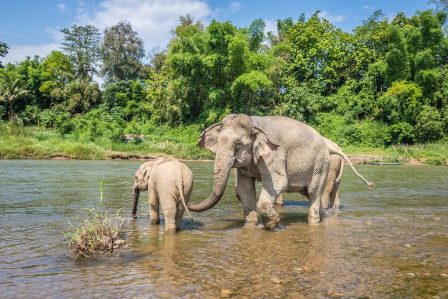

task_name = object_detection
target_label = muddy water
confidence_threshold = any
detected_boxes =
[0,160,447,298]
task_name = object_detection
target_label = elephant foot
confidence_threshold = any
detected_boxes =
[308,214,320,224]
[259,202,280,230]
[244,211,258,226]
[150,218,160,225]
[320,209,331,219]
[262,213,280,230]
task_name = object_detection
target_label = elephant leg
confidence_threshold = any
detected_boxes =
[307,162,329,224]
[257,162,287,229]
[148,189,160,225]
[330,181,341,211]
[175,200,184,231]
[235,169,258,225]
[274,193,284,207]
[158,189,178,233]
[320,171,336,219]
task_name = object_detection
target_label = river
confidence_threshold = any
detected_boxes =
[0,160,447,298]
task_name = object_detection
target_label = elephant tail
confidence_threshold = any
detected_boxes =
[335,158,345,184]
[177,170,194,223]
[326,140,373,189]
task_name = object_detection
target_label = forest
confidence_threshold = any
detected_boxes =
[0,9,447,162]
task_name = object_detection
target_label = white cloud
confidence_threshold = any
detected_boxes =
[318,10,346,24]
[57,3,67,12]
[2,43,60,64]
[362,5,374,10]
[228,2,241,14]
[77,0,211,54]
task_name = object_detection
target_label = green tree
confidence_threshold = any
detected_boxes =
[14,56,44,110]
[430,0,448,12]
[384,26,410,85]
[0,70,29,120]
[415,105,445,142]
[247,19,265,52]
[101,21,145,82]
[231,70,272,113]
[0,41,8,67]
[382,81,423,123]
[39,51,74,105]
[61,25,101,81]
[50,80,101,114]
[287,12,353,94]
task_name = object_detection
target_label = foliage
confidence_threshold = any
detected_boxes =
[1,9,447,156]
[52,79,102,114]
[0,69,29,120]
[415,105,445,142]
[39,51,74,100]
[61,25,101,80]
[71,107,125,142]
[0,41,8,67]
[101,21,145,82]
[384,122,415,145]
[381,81,424,123]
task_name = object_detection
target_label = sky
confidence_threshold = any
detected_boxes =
[0,0,435,64]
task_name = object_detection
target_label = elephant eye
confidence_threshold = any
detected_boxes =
[235,140,243,149]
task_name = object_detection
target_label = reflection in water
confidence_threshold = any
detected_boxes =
[0,160,447,298]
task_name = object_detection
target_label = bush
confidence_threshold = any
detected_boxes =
[384,122,415,145]
[275,85,323,123]
[39,109,73,134]
[383,81,423,124]
[341,121,388,147]
[415,105,445,142]
[18,105,41,125]
[72,107,125,142]
[314,113,348,144]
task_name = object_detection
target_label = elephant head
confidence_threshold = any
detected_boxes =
[131,161,154,219]
[189,114,278,212]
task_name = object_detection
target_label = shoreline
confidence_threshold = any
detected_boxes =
[1,151,442,166]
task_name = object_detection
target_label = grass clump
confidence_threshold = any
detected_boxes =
[65,180,128,258]
[66,208,127,258]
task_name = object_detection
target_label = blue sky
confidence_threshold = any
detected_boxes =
[0,0,435,63]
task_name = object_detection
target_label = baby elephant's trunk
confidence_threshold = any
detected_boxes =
[132,187,140,219]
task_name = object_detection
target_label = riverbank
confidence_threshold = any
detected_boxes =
[0,124,447,165]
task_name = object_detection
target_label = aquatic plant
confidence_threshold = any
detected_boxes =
[66,208,127,258]
[65,180,127,258]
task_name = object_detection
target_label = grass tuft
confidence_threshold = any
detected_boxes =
[65,208,127,258]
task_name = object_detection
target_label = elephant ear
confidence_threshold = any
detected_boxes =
[252,127,278,164]
[139,166,152,185]
[197,123,221,153]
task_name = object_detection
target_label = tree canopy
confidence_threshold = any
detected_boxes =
[0,10,447,146]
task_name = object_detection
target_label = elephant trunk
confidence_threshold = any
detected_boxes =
[189,152,233,212]
[132,187,140,219]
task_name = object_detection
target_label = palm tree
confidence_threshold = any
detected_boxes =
[0,70,29,121]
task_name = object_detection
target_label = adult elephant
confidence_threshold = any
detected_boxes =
[274,137,372,211]
[188,114,371,229]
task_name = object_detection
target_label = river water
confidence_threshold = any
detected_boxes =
[0,160,447,298]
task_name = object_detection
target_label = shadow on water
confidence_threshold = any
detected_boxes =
[0,161,447,298]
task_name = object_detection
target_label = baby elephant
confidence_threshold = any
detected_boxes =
[131,157,193,233]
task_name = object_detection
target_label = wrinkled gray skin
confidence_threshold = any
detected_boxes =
[274,137,372,213]
[274,155,344,212]
[132,157,193,233]
[189,114,372,228]
[188,115,327,228]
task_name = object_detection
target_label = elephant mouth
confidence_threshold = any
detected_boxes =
[234,156,250,167]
